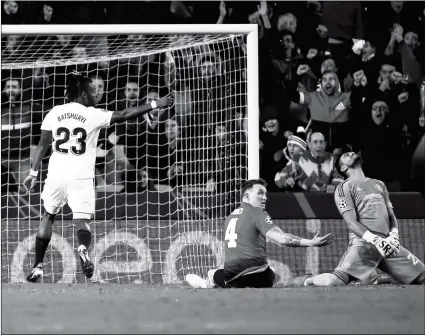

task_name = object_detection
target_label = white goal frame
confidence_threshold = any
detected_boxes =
[2,24,260,180]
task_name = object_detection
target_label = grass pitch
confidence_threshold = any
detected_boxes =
[2,284,424,334]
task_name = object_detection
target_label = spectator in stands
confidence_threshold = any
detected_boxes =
[320,1,364,75]
[122,167,156,193]
[273,126,308,192]
[348,34,382,89]
[156,118,192,189]
[275,131,343,192]
[281,126,308,163]
[206,119,247,194]
[259,105,288,191]
[1,76,42,193]
[288,65,367,150]
[2,1,25,24]
[385,26,423,88]
[90,74,121,188]
[36,4,55,24]
[114,81,164,192]
[355,94,403,191]
[52,35,76,60]
[2,35,21,57]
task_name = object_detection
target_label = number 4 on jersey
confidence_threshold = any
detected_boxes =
[225,218,238,248]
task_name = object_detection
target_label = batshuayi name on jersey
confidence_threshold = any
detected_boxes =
[41,102,114,179]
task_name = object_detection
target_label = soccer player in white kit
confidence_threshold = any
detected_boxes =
[23,72,173,282]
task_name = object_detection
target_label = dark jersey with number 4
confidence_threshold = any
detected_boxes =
[224,202,275,276]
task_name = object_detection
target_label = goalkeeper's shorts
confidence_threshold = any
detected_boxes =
[335,237,424,285]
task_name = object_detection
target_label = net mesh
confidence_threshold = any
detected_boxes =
[1,33,249,283]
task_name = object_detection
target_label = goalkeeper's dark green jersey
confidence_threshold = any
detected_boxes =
[223,202,275,275]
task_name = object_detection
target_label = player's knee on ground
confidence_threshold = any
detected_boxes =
[313,271,348,286]
[411,270,425,285]
[212,269,226,288]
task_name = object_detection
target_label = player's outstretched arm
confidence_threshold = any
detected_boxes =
[22,130,52,192]
[266,226,334,247]
[109,95,174,125]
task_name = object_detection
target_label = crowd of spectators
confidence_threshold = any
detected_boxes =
[2,1,425,197]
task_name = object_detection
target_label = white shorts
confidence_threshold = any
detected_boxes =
[41,177,95,220]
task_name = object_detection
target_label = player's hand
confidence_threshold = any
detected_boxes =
[157,95,174,108]
[310,230,335,247]
[372,235,399,258]
[297,64,310,76]
[386,229,400,254]
[23,175,37,193]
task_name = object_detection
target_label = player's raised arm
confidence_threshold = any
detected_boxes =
[23,130,52,192]
[266,226,334,247]
[109,95,174,125]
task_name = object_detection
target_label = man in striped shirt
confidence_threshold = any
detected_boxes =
[275,131,343,192]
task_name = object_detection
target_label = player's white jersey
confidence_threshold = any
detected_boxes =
[41,102,113,179]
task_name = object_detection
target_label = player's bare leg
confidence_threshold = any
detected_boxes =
[75,219,94,279]
[27,211,56,283]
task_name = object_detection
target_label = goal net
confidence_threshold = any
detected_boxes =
[1,25,259,284]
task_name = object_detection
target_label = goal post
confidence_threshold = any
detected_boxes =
[1,24,259,283]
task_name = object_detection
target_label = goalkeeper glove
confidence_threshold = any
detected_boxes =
[386,228,400,254]
[362,231,398,258]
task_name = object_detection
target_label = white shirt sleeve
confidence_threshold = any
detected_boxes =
[89,107,114,129]
[40,109,55,131]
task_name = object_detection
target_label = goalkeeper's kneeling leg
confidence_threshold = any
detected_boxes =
[411,270,425,285]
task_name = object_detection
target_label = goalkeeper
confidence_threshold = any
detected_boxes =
[287,151,425,287]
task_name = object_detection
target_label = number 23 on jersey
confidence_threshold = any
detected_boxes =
[55,127,87,155]
[225,218,238,248]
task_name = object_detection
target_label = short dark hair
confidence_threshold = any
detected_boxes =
[335,154,345,178]
[321,70,337,78]
[65,71,92,102]
[241,178,267,196]
[334,145,353,178]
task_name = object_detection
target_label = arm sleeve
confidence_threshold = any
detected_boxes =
[334,181,356,215]
[40,109,54,131]
[379,181,394,209]
[253,209,276,236]
[90,107,114,129]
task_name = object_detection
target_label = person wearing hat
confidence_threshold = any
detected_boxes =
[282,126,307,162]
[275,130,343,192]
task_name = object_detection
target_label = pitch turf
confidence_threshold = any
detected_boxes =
[2,284,424,334]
